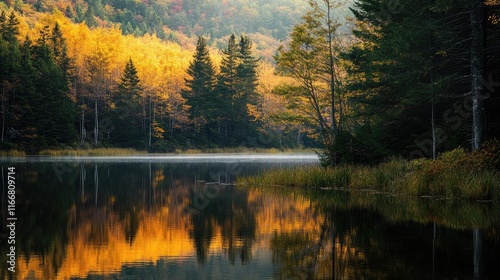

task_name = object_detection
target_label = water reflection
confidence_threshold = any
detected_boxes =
[0,159,499,279]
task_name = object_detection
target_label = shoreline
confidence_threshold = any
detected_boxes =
[0,147,319,157]
[239,146,500,201]
[0,152,320,163]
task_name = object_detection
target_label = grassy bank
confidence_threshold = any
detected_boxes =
[38,148,146,156]
[0,150,27,157]
[173,147,316,154]
[240,144,500,201]
[4,147,315,156]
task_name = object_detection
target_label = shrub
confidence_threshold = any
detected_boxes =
[469,139,500,170]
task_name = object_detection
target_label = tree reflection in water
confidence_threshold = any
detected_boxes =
[3,161,500,279]
[187,182,256,264]
[264,187,500,280]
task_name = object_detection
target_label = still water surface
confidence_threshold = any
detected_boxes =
[1,154,499,279]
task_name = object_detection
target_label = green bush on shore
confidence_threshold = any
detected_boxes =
[240,140,500,201]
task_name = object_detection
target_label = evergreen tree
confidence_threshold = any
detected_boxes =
[50,22,73,85]
[235,35,259,140]
[345,0,500,159]
[31,27,77,149]
[88,0,106,19]
[34,0,42,11]
[1,11,19,43]
[236,35,258,101]
[181,36,216,135]
[215,34,240,143]
[346,0,439,159]
[10,37,37,149]
[123,21,134,35]
[0,11,21,145]
[84,6,99,27]
[75,3,85,23]
[65,6,74,19]
[111,58,143,147]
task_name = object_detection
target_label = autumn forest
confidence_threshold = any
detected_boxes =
[1,0,500,164]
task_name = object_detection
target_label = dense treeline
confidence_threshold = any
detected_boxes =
[181,35,260,146]
[276,0,500,165]
[0,12,76,152]
[2,0,499,161]
[342,0,500,163]
[0,10,312,153]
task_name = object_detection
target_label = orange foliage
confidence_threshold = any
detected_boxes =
[23,11,200,130]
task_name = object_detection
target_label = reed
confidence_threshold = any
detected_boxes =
[239,147,500,201]
[174,147,316,154]
[38,148,145,156]
[0,150,27,157]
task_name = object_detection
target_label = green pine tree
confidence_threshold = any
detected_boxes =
[215,34,240,143]
[111,58,143,147]
[0,11,21,146]
[50,22,73,85]
[83,6,98,28]
[27,27,77,150]
[181,36,216,136]
[235,35,260,139]
[0,11,19,43]
[11,37,37,150]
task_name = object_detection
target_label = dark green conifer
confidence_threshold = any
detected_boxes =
[182,36,216,134]
[112,58,143,147]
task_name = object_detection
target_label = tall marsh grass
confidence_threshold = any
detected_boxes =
[0,150,26,157]
[174,147,315,154]
[240,142,500,201]
[38,148,145,156]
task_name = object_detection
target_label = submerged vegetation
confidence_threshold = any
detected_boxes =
[240,141,500,201]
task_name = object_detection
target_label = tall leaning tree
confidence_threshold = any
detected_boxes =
[275,0,343,165]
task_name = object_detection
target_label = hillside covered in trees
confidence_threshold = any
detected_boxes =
[0,2,318,153]
[1,0,499,165]
[1,0,318,60]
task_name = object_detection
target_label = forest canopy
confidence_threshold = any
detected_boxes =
[1,0,499,165]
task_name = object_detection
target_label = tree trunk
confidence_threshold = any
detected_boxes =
[170,118,174,137]
[142,96,147,135]
[94,99,98,146]
[430,0,437,159]
[470,0,485,150]
[149,97,152,149]
[296,126,302,147]
[225,120,228,139]
[326,1,337,136]
[80,108,85,146]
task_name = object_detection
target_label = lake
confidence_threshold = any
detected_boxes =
[1,154,499,279]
